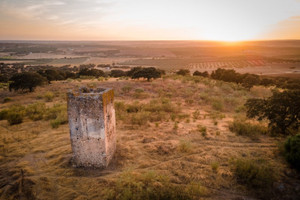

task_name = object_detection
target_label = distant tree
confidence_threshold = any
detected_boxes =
[245,90,300,135]
[211,68,242,83]
[78,68,105,78]
[0,74,8,82]
[110,70,126,77]
[131,67,162,81]
[65,71,77,79]
[9,72,46,92]
[38,69,65,83]
[193,71,209,77]
[241,74,261,89]
[260,78,274,87]
[176,69,190,76]
[126,67,142,77]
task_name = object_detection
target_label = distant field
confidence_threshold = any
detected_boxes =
[120,57,300,72]
[48,57,88,65]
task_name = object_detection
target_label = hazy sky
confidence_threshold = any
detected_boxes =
[0,0,300,41]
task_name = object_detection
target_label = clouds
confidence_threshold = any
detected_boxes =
[0,0,112,27]
[0,0,299,40]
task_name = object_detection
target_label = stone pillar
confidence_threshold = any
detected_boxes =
[67,87,116,168]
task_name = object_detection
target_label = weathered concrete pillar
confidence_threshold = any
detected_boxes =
[67,87,116,168]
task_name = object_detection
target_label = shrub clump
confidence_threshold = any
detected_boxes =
[176,69,190,76]
[0,104,25,125]
[233,159,277,190]
[229,119,268,139]
[44,104,68,128]
[44,91,55,102]
[284,134,300,171]
[25,102,46,121]
[115,99,179,127]
[104,171,208,200]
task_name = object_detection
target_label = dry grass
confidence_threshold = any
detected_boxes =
[0,76,298,200]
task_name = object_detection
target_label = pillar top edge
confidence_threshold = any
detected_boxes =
[67,87,113,97]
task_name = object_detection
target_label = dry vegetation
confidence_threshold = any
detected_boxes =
[0,75,299,200]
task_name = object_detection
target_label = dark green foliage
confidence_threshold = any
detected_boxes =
[176,69,190,76]
[234,159,277,189]
[7,112,23,125]
[211,68,242,83]
[126,67,142,77]
[284,134,300,171]
[260,78,274,86]
[78,68,105,78]
[193,71,209,77]
[131,67,162,81]
[0,109,8,120]
[38,69,67,83]
[241,74,260,89]
[245,90,300,135]
[9,72,46,92]
[211,68,260,89]
[3,97,12,103]
[0,74,8,82]
[110,70,126,77]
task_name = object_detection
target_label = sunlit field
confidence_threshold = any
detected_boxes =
[0,71,299,199]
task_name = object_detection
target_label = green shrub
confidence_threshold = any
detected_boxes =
[0,109,8,120]
[211,161,219,172]
[233,159,276,189]
[121,85,132,93]
[130,111,150,126]
[133,89,148,99]
[178,140,192,153]
[7,112,23,125]
[192,110,200,120]
[3,97,12,103]
[284,134,300,171]
[1,104,25,125]
[197,125,207,136]
[26,102,46,121]
[126,103,141,113]
[176,69,190,76]
[105,171,207,200]
[44,104,66,120]
[44,91,55,102]
[50,112,68,128]
[229,120,268,139]
[212,100,224,111]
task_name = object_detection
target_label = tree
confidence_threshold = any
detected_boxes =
[131,67,162,81]
[193,71,209,77]
[176,69,190,76]
[126,67,142,77]
[38,69,65,83]
[241,74,260,89]
[110,70,126,77]
[9,72,46,92]
[245,90,300,135]
[78,68,105,78]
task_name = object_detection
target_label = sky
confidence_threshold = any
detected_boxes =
[0,0,300,41]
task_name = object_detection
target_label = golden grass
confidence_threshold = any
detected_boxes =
[0,76,296,199]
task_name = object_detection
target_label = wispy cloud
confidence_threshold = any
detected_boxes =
[0,0,111,28]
